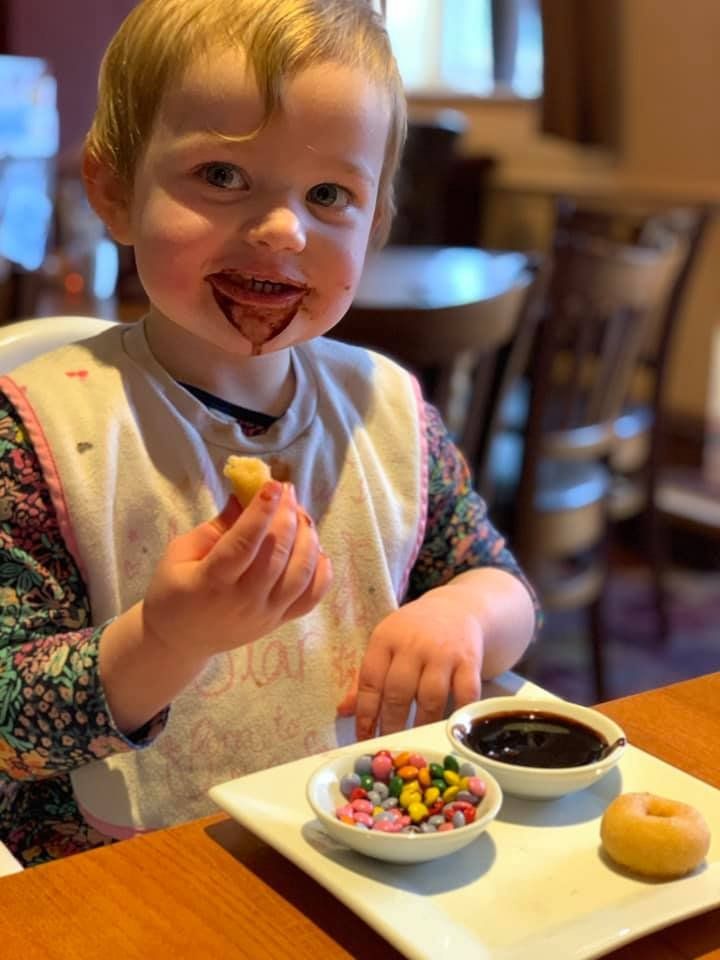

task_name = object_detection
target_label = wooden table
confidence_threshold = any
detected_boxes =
[352,245,531,310]
[335,245,534,465]
[2,673,719,960]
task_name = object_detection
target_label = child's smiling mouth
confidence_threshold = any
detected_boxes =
[205,270,308,355]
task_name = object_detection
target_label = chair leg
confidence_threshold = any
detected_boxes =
[588,595,608,703]
[645,495,672,645]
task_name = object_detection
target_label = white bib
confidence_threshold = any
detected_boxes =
[2,320,426,836]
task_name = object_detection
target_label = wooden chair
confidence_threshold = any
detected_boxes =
[552,199,713,643]
[388,110,468,246]
[387,110,497,249]
[608,208,712,640]
[491,232,684,700]
[330,266,536,484]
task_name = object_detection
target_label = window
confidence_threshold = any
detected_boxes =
[0,55,57,270]
[384,0,543,98]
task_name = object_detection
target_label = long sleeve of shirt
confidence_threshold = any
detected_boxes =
[0,396,168,862]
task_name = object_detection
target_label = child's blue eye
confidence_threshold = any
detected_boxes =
[307,183,351,208]
[202,163,246,190]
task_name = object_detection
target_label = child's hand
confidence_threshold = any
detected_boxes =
[142,481,332,661]
[337,588,484,740]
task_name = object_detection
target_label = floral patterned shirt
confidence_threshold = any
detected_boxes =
[0,390,533,867]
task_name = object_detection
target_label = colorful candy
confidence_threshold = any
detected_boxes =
[335,751,487,833]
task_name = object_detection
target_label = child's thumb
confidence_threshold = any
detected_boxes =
[336,672,359,717]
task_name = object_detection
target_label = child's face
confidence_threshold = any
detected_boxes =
[108,50,391,355]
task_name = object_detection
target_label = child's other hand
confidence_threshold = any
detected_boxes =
[142,481,332,661]
[338,589,484,740]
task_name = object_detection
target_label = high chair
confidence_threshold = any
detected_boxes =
[0,315,117,372]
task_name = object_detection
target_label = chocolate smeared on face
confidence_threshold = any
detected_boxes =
[206,272,308,355]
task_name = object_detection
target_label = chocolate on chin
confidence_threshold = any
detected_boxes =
[206,273,305,355]
[223,455,272,507]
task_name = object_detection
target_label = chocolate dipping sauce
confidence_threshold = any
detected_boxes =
[456,710,616,769]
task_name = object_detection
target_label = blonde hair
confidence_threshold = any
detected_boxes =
[86,0,406,245]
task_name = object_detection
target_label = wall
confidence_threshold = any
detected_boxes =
[620,0,720,422]
[412,0,720,423]
[7,0,136,154]
[622,0,720,182]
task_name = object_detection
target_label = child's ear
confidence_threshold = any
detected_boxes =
[82,150,134,246]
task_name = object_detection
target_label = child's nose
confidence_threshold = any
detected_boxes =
[244,206,306,253]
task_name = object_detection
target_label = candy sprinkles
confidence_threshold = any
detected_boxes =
[336,751,487,833]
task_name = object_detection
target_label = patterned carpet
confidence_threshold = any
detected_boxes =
[521,565,720,705]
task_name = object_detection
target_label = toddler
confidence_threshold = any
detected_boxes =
[0,0,537,866]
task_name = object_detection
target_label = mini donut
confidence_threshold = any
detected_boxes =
[223,455,272,507]
[600,792,711,879]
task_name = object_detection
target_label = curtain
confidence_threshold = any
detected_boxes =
[540,0,621,147]
[491,0,520,89]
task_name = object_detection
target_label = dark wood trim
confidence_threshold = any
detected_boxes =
[0,0,8,53]
[663,409,706,469]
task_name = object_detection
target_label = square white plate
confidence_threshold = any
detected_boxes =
[0,842,23,878]
[209,676,720,960]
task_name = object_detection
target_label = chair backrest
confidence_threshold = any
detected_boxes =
[388,110,468,246]
[531,234,683,451]
[0,315,118,373]
[549,198,713,492]
[511,233,684,552]
[634,207,713,372]
[553,198,712,376]
[331,270,535,480]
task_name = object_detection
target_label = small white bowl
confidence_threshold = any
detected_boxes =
[306,747,502,863]
[446,697,627,799]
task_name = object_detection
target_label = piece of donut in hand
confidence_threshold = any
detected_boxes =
[223,456,272,507]
[600,792,711,879]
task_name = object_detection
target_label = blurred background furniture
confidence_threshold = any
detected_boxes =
[0,55,128,326]
[332,245,535,487]
[488,230,685,699]
[551,199,714,643]
[389,109,497,248]
[0,54,58,324]
[388,109,467,245]
[0,314,116,372]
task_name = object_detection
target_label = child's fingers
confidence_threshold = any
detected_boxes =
[378,656,421,736]
[240,484,299,592]
[413,662,453,728]
[202,480,283,584]
[336,670,359,717]
[211,495,244,534]
[451,658,482,708]
[353,646,392,740]
[165,496,242,564]
[281,551,333,620]
[268,508,321,608]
